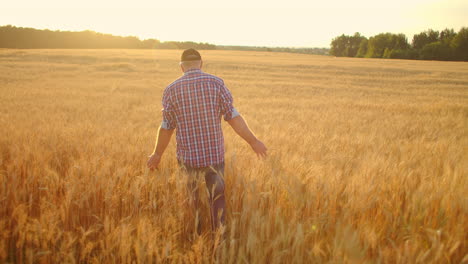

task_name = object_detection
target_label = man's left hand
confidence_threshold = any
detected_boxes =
[147,153,162,170]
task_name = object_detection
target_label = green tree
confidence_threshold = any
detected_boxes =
[330,34,349,57]
[419,42,453,60]
[330,33,366,57]
[412,29,439,49]
[451,27,468,61]
[356,39,368,57]
[347,33,366,57]
[365,33,409,58]
[439,28,456,43]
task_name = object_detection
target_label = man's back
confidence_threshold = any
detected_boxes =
[162,69,236,168]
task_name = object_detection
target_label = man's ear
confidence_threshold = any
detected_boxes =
[180,64,185,73]
[200,60,203,69]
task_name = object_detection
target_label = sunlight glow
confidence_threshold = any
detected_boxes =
[1,0,466,47]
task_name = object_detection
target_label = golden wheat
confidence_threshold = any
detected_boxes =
[0,49,467,263]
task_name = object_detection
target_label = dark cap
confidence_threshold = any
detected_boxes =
[181,49,202,62]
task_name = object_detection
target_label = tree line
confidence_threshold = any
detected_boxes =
[0,25,216,50]
[217,45,328,55]
[330,28,468,61]
[0,25,328,55]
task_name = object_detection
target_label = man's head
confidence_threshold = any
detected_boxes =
[180,48,203,72]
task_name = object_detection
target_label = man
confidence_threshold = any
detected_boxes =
[147,49,267,233]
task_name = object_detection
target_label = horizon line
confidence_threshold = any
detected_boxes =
[0,24,330,49]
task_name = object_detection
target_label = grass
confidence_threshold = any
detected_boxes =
[0,49,467,263]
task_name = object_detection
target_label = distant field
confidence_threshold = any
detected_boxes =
[0,49,467,263]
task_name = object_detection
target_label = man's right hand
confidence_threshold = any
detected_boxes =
[227,115,267,158]
[250,139,267,158]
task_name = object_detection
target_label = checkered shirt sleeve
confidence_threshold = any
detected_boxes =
[161,89,176,130]
[219,82,239,121]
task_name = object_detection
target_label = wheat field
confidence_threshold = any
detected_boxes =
[0,49,467,263]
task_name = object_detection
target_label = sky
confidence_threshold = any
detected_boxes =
[1,0,467,48]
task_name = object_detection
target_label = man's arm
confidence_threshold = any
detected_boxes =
[227,115,267,158]
[147,126,174,169]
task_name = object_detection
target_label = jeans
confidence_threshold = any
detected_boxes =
[181,162,226,233]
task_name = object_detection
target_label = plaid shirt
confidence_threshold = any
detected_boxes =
[161,69,239,168]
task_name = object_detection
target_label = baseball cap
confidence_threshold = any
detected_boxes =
[181,49,202,62]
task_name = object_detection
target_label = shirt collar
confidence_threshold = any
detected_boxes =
[184,68,202,75]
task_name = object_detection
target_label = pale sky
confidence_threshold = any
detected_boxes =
[1,0,466,47]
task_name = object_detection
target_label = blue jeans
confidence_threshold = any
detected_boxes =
[181,162,226,233]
